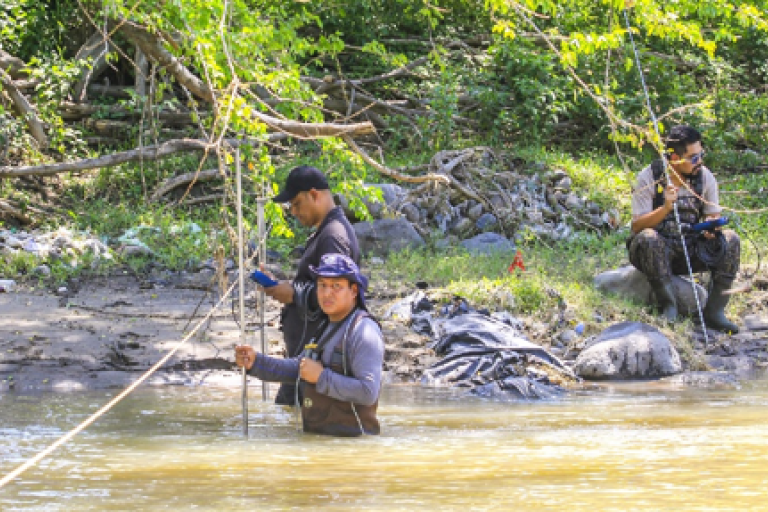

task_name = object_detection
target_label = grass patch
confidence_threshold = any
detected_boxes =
[376,229,645,328]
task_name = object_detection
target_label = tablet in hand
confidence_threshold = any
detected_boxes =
[249,270,278,288]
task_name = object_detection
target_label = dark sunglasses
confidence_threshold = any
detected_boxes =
[687,150,705,165]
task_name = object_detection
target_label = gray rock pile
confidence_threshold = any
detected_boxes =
[0,228,113,274]
[340,147,621,258]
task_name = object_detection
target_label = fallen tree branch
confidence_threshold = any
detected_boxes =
[178,193,224,206]
[0,68,48,149]
[84,136,123,146]
[404,148,491,208]
[342,134,450,185]
[323,99,388,127]
[119,20,215,102]
[150,168,224,201]
[10,79,39,92]
[305,77,478,126]
[0,50,27,80]
[315,56,429,95]
[83,23,379,138]
[82,118,135,135]
[253,109,375,138]
[378,38,491,52]
[0,199,32,225]
[0,135,287,178]
[86,84,133,98]
[60,101,203,125]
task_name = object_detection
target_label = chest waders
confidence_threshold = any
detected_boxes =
[299,310,380,437]
[641,161,738,333]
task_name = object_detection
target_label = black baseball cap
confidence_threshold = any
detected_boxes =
[272,165,329,203]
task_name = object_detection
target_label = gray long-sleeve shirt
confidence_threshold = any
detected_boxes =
[248,312,384,406]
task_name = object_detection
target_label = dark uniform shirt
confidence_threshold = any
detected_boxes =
[281,206,360,357]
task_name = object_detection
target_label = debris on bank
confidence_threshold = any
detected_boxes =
[384,290,580,399]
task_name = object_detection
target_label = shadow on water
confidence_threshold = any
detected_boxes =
[2,377,768,510]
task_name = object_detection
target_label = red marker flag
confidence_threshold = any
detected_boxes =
[508,250,525,272]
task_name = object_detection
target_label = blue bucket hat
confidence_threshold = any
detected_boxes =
[310,253,368,311]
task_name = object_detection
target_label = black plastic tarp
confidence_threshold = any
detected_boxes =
[418,310,577,399]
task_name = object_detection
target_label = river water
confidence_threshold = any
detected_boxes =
[2,378,768,510]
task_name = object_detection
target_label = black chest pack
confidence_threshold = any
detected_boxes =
[651,159,704,210]
[647,160,728,267]
[303,309,375,375]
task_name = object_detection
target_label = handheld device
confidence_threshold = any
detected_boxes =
[249,269,278,288]
[690,216,729,233]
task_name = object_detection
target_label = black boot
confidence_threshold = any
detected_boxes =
[703,278,740,334]
[648,278,678,322]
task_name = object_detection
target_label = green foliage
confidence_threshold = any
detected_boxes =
[422,66,461,151]
[0,0,82,57]
[26,55,87,155]
[0,249,37,276]
[0,110,36,161]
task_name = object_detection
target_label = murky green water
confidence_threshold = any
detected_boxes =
[2,379,768,510]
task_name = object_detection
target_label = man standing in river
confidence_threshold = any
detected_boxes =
[259,165,361,405]
[236,254,384,436]
[628,125,741,333]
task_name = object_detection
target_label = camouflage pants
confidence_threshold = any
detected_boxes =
[628,228,740,282]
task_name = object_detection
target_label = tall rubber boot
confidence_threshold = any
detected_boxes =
[703,278,740,334]
[648,279,678,322]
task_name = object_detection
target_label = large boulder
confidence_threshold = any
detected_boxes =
[594,265,708,316]
[573,321,682,380]
[353,218,425,257]
[460,232,515,255]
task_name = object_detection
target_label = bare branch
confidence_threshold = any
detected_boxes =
[0,50,27,80]
[86,84,133,99]
[0,199,32,225]
[178,193,224,206]
[118,20,215,102]
[150,168,224,201]
[342,134,450,185]
[253,110,375,139]
[0,68,48,149]
[72,32,118,102]
[315,57,429,95]
[59,101,204,125]
[0,135,287,178]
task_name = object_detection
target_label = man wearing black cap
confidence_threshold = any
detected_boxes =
[263,165,361,405]
[236,253,384,436]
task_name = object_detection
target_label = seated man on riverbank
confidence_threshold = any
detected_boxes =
[235,254,384,437]
[627,124,741,333]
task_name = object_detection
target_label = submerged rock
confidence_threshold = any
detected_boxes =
[662,371,740,389]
